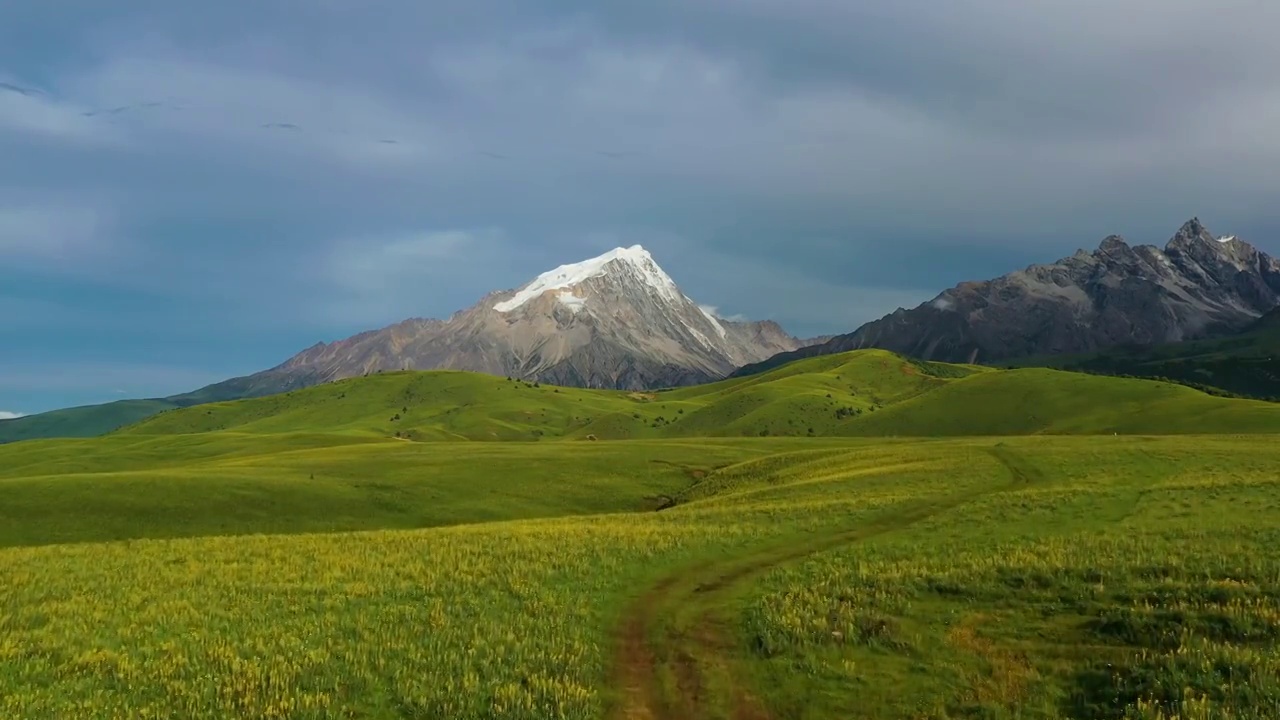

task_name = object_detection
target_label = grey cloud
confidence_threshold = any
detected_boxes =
[321,228,519,326]
[0,82,41,97]
[0,361,228,394]
[2,0,1278,351]
[648,240,938,337]
[564,0,1280,141]
[0,200,116,274]
[0,81,112,143]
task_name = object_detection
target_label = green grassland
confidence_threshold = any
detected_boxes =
[2,436,1278,719]
[111,350,1280,440]
[2,350,1279,718]
[739,437,1280,719]
[0,435,821,547]
[1,350,1275,549]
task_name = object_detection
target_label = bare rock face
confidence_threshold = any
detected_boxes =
[204,246,806,394]
[735,219,1280,373]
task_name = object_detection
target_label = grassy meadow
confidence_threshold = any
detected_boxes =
[2,349,1276,548]
[1,350,1278,719]
[739,438,1280,719]
[0,434,802,547]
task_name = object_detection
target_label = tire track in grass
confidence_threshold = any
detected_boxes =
[609,456,1031,720]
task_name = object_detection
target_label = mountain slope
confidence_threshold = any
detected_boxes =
[1255,305,1280,332]
[736,219,1280,376]
[1010,305,1280,400]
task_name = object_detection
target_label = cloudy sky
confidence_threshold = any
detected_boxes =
[3,0,1279,415]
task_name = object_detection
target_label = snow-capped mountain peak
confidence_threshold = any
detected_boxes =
[212,244,812,394]
[494,244,681,313]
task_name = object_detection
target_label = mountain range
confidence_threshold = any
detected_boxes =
[734,218,1280,376]
[3,218,1277,444]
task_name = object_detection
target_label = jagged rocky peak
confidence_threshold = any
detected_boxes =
[1163,218,1260,274]
[1097,234,1131,254]
[1167,217,1238,248]
[1171,217,1211,243]
[1093,219,1237,257]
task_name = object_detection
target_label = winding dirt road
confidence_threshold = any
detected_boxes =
[609,453,1029,720]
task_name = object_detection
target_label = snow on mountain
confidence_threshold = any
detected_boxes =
[700,309,728,338]
[200,245,812,393]
[493,245,681,313]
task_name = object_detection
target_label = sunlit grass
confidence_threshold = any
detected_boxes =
[741,441,1280,719]
[0,449,962,719]
[1,416,1279,718]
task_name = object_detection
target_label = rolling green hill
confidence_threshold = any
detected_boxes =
[0,370,310,445]
[1,349,1276,549]
[850,367,1280,435]
[0,434,811,547]
[0,399,179,444]
[114,349,1279,441]
[11,309,1277,447]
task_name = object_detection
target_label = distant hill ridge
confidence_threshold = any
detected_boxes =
[118,349,1280,441]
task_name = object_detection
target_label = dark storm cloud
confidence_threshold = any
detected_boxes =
[2,0,1278,409]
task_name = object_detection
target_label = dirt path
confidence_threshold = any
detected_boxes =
[609,463,1030,720]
